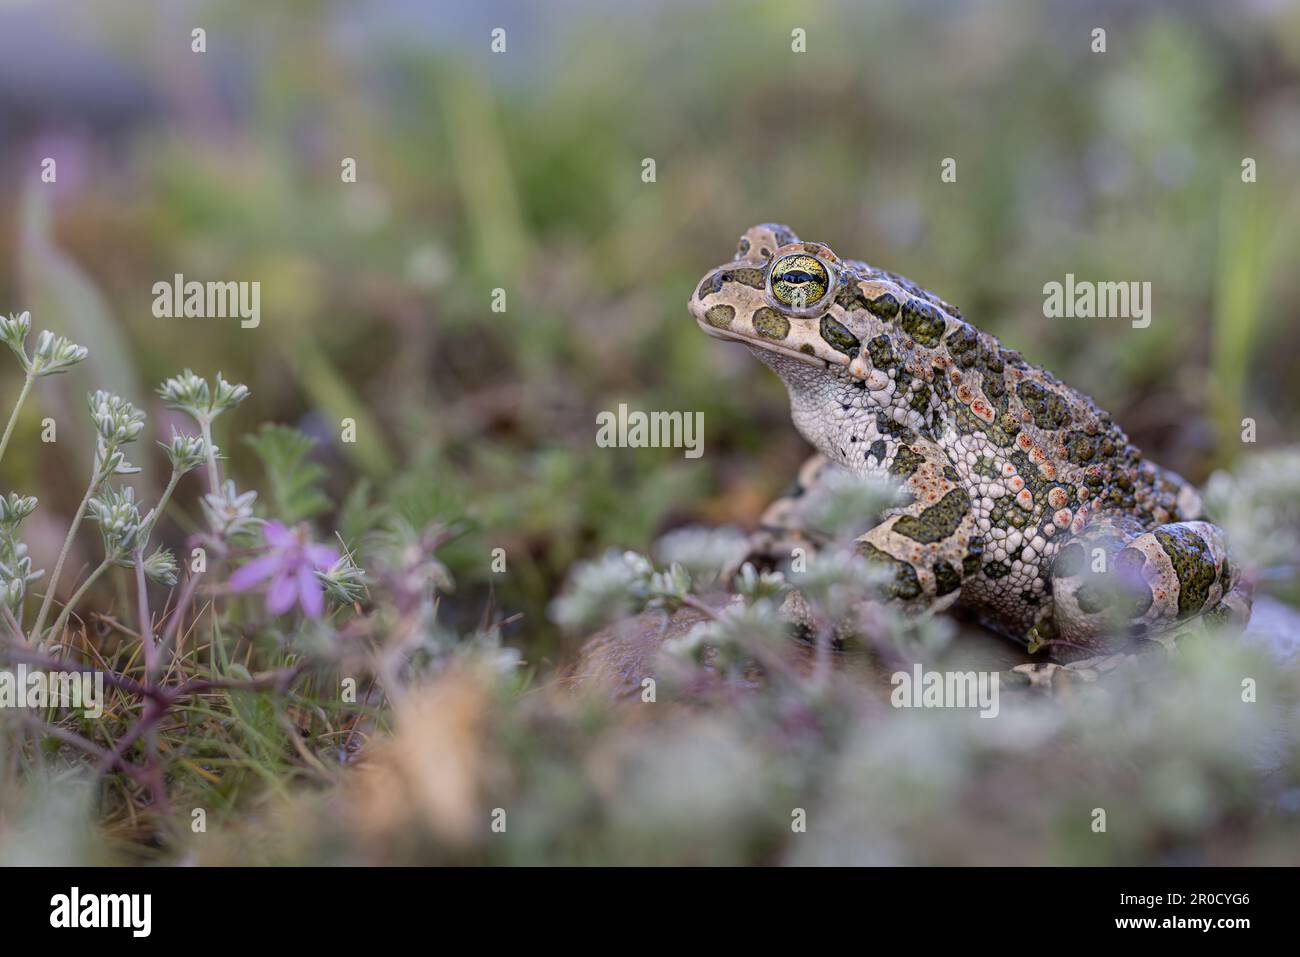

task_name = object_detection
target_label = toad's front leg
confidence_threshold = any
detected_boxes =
[848,434,977,617]
[772,435,976,651]
[725,453,839,578]
[733,437,980,636]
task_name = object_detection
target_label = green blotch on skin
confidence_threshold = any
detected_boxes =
[963,538,985,577]
[834,275,872,312]
[933,560,961,596]
[893,488,971,544]
[1065,429,1122,465]
[1052,542,1086,578]
[909,383,932,415]
[1016,379,1072,431]
[1155,525,1217,617]
[931,373,951,401]
[945,323,980,367]
[1075,583,1107,614]
[819,314,860,356]
[1065,431,1098,464]
[982,560,1011,579]
[900,298,946,347]
[982,372,1009,416]
[889,445,926,477]
[876,413,917,444]
[858,542,922,601]
[1010,451,1046,491]
[753,307,790,340]
[867,335,895,368]
[725,267,767,289]
[997,413,1020,440]
[704,304,735,329]
[866,292,901,320]
[1000,348,1028,369]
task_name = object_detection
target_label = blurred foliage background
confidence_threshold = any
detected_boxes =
[1,0,1298,665]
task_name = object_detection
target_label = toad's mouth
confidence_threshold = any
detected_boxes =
[694,315,844,369]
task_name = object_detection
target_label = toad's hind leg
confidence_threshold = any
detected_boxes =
[1051,519,1250,652]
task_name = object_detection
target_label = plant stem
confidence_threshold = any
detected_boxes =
[2,605,25,643]
[199,416,220,494]
[159,559,203,665]
[131,464,187,678]
[138,466,182,545]
[178,661,306,696]
[134,545,158,682]
[32,465,101,644]
[0,371,35,469]
[46,555,115,644]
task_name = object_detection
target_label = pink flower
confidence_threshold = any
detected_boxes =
[228,521,339,618]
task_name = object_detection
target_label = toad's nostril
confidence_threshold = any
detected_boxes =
[696,272,722,302]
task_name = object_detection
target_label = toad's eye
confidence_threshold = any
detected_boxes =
[770,254,830,309]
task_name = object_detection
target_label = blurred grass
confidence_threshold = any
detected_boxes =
[1212,178,1298,460]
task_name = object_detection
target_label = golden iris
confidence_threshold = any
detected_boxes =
[770,254,829,309]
